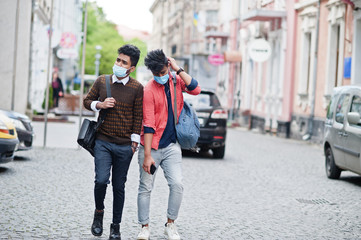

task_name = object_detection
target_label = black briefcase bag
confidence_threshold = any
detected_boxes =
[77,75,111,156]
[77,119,98,156]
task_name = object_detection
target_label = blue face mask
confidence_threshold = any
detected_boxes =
[154,73,169,85]
[113,64,129,78]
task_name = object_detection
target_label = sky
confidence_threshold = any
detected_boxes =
[94,0,153,33]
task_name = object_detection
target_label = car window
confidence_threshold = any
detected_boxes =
[183,93,221,108]
[349,95,361,127]
[326,94,338,120]
[350,95,361,114]
[335,94,350,124]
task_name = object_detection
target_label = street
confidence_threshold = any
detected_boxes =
[1,128,361,239]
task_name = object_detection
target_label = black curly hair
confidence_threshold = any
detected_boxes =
[118,44,140,67]
[144,49,168,75]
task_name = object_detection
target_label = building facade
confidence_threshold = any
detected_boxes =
[0,0,33,114]
[234,0,296,137]
[29,0,82,113]
[291,0,355,143]
[151,0,359,142]
[0,0,82,115]
[149,0,222,90]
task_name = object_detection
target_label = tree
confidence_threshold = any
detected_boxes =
[80,2,147,79]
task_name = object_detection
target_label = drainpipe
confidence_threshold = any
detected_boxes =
[28,0,35,113]
[305,0,321,141]
[11,0,20,111]
[228,0,242,123]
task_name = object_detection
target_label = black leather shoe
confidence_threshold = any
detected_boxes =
[91,210,104,236]
[109,223,121,240]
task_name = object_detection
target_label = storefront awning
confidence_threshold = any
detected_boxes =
[241,9,286,22]
[224,51,242,62]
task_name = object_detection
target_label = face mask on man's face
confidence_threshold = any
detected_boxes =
[154,73,169,85]
[113,64,129,78]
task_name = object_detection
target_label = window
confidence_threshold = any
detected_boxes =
[326,94,338,120]
[298,32,312,95]
[171,45,177,55]
[206,10,218,25]
[183,92,221,108]
[350,95,361,114]
[325,2,346,96]
[335,94,350,124]
[349,95,361,127]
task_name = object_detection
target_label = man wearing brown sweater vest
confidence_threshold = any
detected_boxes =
[83,44,143,240]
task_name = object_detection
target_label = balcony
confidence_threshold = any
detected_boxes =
[242,0,286,22]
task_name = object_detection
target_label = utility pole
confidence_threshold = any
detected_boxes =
[43,0,54,148]
[79,0,88,132]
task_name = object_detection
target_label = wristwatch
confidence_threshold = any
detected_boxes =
[176,67,184,75]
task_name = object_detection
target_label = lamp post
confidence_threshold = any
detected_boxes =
[95,45,102,76]
[43,0,54,148]
[79,0,88,133]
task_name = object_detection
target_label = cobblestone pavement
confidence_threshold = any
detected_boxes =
[1,128,361,239]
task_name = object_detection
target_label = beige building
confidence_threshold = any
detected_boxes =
[0,0,33,114]
[0,0,82,114]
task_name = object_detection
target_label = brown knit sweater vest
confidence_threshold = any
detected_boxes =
[83,74,143,145]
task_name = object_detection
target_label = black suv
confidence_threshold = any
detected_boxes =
[183,90,227,158]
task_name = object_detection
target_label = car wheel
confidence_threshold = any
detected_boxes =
[325,147,341,179]
[213,145,225,159]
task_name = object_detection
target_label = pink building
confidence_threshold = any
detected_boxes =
[216,0,360,143]
[291,0,355,143]
[232,0,297,138]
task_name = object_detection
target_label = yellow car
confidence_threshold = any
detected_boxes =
[0,113,19,163]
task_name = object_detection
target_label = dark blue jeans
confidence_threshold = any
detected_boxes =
[93,139,133,224]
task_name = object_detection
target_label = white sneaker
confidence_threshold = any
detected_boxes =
[164,222,181,240]
[137,226,150,240]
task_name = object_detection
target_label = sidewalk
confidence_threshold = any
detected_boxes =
[32,115,96,149]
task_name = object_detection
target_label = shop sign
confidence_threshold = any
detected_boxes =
[208,54,224,66]
[57,48,78,59]
[248,39,272,62]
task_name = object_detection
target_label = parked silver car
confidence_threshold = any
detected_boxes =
[324,85,361,179]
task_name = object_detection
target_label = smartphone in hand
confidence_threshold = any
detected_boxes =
[150,164,156,175]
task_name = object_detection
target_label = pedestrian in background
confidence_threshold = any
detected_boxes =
[136,49,201,240]
[83,44,143,240]
[51,71,64,108]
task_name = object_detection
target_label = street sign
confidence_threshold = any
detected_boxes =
[248,38,272,62]
[208,54,224,66]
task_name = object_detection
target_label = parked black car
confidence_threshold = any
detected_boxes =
[0,109,34,151]
[183,90,227,159]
